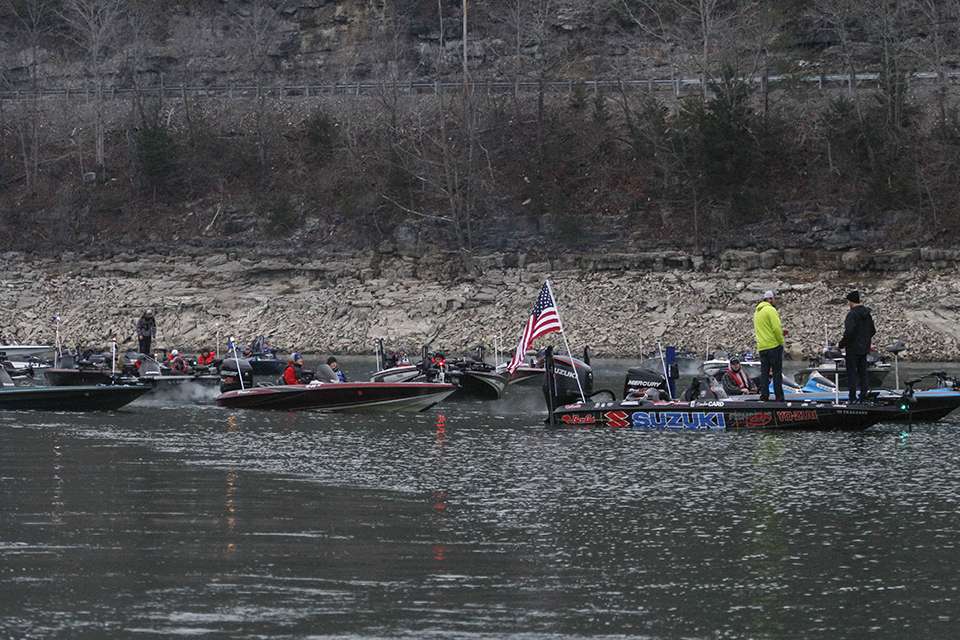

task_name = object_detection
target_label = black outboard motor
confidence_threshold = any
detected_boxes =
[623,368,669,399]
[220,358,254,392]
[544,353,594,406]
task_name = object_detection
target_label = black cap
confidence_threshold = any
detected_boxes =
[730,357,741,364]
[846,290,861,303]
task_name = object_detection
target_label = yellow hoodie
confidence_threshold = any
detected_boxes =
[754,301,785,351]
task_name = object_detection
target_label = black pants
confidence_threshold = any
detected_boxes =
[138,336,152,355]
[759,345,784,401]
[846,353,869,403]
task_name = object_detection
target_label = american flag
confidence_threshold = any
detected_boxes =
[507,282,562,374]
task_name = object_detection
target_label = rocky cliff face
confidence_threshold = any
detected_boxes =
[4,248,960,361]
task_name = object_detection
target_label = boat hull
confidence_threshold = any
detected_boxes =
[44,368,116,386]
[552,399,904,432]
[454,370,508,400]
[777,389,960,422]
[216,382,456,412]
[506,366,543,386]
[0,345,53,359]
[0,385,150,411]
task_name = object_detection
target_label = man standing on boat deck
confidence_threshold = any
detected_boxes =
[136,309,157,355]
[754,290,785,402]
[838,290,876,403]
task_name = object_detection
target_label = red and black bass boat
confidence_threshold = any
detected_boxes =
[216,381,456,412]
[216,364,455,412]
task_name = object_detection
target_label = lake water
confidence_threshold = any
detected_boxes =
[2,358,960,638]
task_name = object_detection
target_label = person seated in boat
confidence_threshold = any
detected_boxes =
[326,357,348,382]
[721,358,757,396]
[167,349,190,374]
[282,353,307,385]
[194,348,215,368]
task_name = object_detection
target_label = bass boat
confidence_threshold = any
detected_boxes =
[542,348,905,431]
[0,368,148,411]
[217,381,456,412]
[372,343,509,400]
[217,363,456,412]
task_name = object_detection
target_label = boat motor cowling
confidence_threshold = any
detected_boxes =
[623,368,669,399]
[543,354,594,406]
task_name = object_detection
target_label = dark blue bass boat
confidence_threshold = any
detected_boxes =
[541,347,907,432]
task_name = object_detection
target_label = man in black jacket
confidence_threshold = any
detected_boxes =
[838,290,876,403]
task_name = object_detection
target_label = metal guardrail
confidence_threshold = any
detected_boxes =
[1,70,958,101]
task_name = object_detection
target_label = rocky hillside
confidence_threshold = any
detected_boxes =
[4,247,960,361]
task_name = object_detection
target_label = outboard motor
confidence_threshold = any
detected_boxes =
[623,368,669,400]
[220,358,254,392]
[544,353,593,406]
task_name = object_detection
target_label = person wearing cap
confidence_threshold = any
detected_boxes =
[754,290,785,401]
[721,357,757,396]
[838,290,876,403]
[282,352,306,385]
[327,356,348,382]
[136,309,157,355]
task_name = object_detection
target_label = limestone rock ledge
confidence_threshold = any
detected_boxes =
[2,249,959,361]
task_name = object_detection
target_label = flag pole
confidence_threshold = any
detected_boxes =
[546,280,586,404]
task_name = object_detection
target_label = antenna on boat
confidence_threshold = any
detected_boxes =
[111,339,117,377]
[230,336,245,391]
[657,342,674,401]
[376,338,385,372]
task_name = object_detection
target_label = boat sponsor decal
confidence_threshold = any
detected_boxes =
[553,367,579,380]
[604,411,631,428]
[776,410,819,424]
[626,379,663,388]
[727,411,774,428]
[561,413,597,426]
[631,411,726,431]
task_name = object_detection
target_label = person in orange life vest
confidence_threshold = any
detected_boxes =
[196,348,215,367]
[721,357,757,396]
[282,352,306,385]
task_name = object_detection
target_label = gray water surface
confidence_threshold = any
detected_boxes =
[2,359,960,639]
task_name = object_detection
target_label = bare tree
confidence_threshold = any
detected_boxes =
[909,0,960,127]
[60,0,125,176]
[620,0,755,97]
[234,0,288,173]
[5,0,56,193]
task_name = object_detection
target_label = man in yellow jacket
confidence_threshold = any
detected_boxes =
[754,290,785,401]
